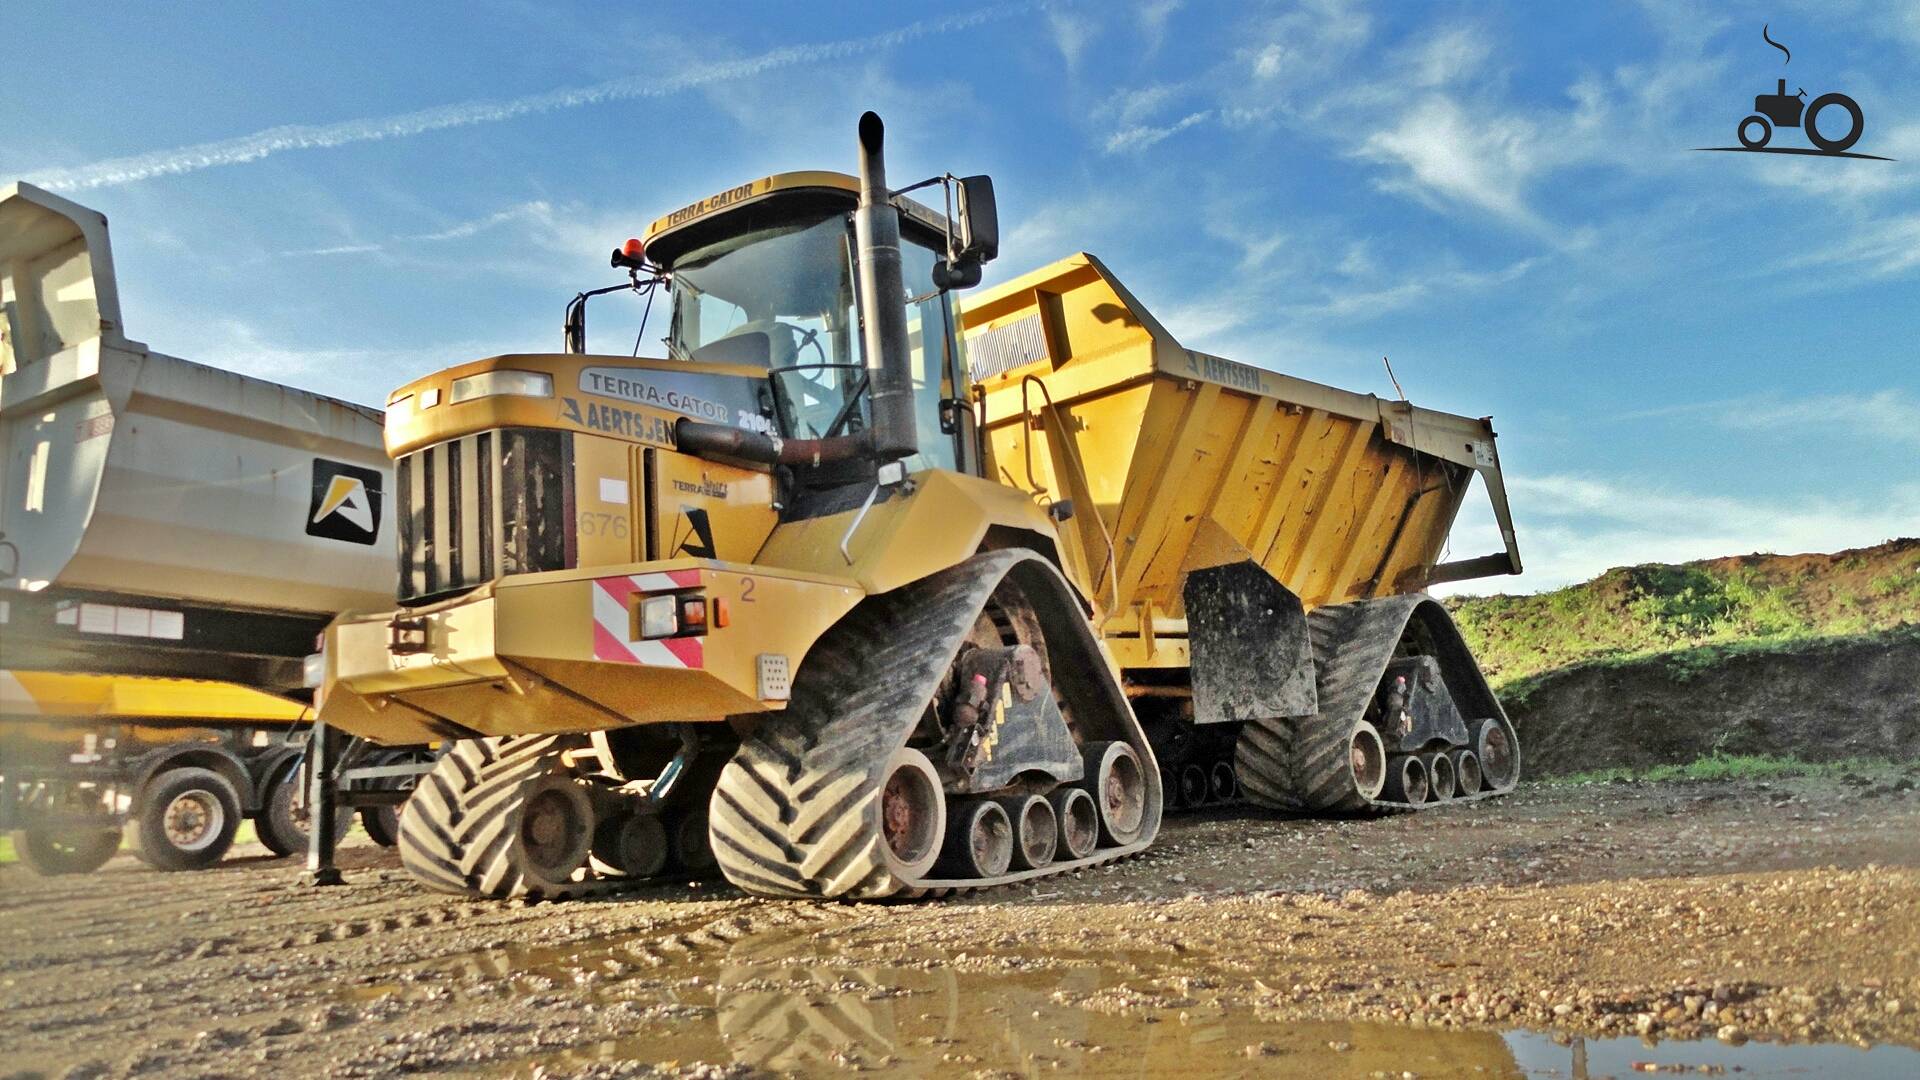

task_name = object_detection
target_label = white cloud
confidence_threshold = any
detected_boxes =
[1444,471,1920,592]
[1355,97,1546,228]
[1104,109,1213,153]
[1405,25,1492,87]
[1632,389,1920,446]
[1047,10,1099,71]
[279,200,556,257]
[1247,0,1371,84]
[22,5,1029,190]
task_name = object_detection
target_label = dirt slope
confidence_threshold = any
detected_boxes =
[1448,539,1920,776]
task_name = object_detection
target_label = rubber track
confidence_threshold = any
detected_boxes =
[398,734,623,900]
[1236,593,1519,813]
[709,550,1159,900]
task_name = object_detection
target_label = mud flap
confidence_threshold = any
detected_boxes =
[1183,560,1316,725]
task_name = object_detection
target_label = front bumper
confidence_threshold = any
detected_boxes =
[317,560,863,744]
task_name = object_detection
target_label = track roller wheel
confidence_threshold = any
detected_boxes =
[1384,755,1429,804]
[1178,764,1209,808]
[669,806,719,877]
[1082,741,1147,846]
[594,813,668,878]
[998,793,1057,870]
[1451,749,1483,796]
[1209,761,1237,803]
[397,735,598,899]
[1050,787,1099,860]
[1426,752,1457,801]
[1472,717,1520,791]
[939,799,1013,878]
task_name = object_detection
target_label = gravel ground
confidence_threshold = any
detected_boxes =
[3,772,1917,1078]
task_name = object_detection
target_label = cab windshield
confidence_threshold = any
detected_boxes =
[666,211,961,472]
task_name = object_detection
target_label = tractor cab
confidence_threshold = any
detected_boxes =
[571,167,997,477]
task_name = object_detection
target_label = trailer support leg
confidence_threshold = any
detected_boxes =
[302,722,345,886]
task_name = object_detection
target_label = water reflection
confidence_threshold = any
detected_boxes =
[361,928,1920,1078]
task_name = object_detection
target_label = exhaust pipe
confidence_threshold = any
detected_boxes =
[853,111,917,461]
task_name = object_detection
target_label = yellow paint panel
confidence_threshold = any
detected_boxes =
[651,451,778,563]
[0,670,305,722]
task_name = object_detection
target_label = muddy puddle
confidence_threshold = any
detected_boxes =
[346,922,1920,1078]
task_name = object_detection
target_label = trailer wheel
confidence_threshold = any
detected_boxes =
[13,827,123,876]
[255,764,350,857]
[134,767,242,871]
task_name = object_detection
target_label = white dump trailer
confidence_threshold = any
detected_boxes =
[0,182,415,875]
[1,182,394,688]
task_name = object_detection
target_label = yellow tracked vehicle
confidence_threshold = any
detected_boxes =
[316,113,1523,901]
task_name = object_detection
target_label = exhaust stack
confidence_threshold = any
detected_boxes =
[853,111,917,461]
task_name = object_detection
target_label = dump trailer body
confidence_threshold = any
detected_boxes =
[1,183,419,875]
[964,252,1520,651]
[1,181,394,688]
[964,253,1523,814]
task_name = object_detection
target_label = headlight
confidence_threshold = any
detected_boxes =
[450,369,553,403]
[638,595,679,639]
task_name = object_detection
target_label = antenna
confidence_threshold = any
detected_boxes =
[1382,355,1408,400]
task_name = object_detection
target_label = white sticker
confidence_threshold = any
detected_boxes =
[79,603,117,635]
[150,610,185,640]
[598,478,629,505]
[115,607,152,637]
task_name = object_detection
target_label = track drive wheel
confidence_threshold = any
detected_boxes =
[397,735,597,899]
[12,827,122,876]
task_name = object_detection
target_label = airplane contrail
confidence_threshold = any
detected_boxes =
[24,5,1029,191]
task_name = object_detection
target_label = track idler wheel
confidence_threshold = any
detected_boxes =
[1082,741,1147,846]
[998,793,1058,871]
[1425,752,1457,801]
[1050,787,1099,860]
[1209,761,1237,803]
[879,747,946,880]
[940,799,1014,878]
[1349,720,1388,802]
[518,774,597,883]
[1472,717,1520,791]
[1384,755,1429,804]
[1178,764,1209,808]
[1451,749,1483,796]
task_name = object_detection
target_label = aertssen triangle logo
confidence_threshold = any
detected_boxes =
[307,459,384,545]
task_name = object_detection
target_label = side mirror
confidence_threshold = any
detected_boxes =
[931,175,997,291]
[953,174,997,266]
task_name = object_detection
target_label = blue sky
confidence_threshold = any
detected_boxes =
[7,1,1916,591]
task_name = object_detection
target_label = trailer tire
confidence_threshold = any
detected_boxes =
[133,767,242,871]
[13,827,123,876]
[255,763,352,857]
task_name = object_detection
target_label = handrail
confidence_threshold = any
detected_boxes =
[1020,375,1121,614]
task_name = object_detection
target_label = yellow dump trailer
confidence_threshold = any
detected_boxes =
[966,254,1522,811]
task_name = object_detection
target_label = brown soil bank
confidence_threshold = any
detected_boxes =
[1507,627,1920,776]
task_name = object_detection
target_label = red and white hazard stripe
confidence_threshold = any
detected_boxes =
[591,570,704,668]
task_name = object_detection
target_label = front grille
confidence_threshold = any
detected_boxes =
[396,428,573,601]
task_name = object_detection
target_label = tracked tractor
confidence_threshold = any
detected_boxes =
[315,112,1524,902]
